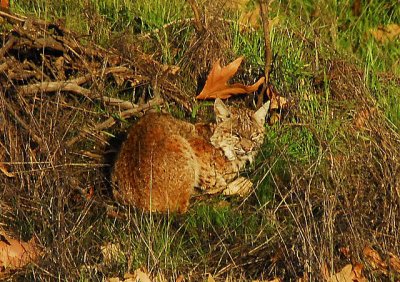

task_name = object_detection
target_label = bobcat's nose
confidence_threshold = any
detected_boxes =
[240,139,253,152]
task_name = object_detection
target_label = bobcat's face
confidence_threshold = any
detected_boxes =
[210,99,270,163]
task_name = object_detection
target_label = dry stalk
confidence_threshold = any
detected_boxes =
[257,0,272,108]
[187,0,204,33]
[3,98,45,148]
[0,36,16,59]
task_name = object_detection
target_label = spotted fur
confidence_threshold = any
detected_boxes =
[111,99,269,213]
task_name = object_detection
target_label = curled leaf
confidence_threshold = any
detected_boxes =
[363,246,387,271]
[389,252,400,273]
[196,56,264,100]
[0,231,40,271]
[324,263,367,282]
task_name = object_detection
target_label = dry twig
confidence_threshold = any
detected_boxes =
[187,0,204,32]
[66,97,164,148]
[257,0,272,108]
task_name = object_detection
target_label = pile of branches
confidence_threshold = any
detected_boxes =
[0,10,191,154]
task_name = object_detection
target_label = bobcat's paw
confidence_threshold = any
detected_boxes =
[223,177,253,197]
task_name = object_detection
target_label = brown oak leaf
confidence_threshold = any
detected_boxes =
[0,231,40,272]
[196,56,264,100]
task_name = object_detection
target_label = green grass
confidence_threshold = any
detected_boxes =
[2,0,400,280]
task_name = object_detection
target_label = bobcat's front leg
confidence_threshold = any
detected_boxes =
[223,177,253,197]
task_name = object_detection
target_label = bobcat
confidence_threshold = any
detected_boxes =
[111,98,269,213]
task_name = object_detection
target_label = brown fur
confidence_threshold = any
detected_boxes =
[111,99,269,213]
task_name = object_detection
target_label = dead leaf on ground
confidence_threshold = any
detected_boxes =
[107,268,152,282]
[240,9,280,31]
[388,252,400,273]
[125,269,152,282]
[265,85,289,125]
[252,278,282,282]
[266,85,288,111]
[322,262,367,282]
[207,273,216,282]
[240,5,261,29]
[225,0,279,31]
[0,230,40,273]
[175,274,184,282]
[369,23,400,43]
[363,246,388,273]
[363,246,400,275]
[196,56,264,100]
[0,0,9,9]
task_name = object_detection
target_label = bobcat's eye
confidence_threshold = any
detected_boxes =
[250,133,261,141]
[231,133,241,140]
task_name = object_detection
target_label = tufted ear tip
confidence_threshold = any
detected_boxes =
[214,98,231,122]
[253,101,270,126]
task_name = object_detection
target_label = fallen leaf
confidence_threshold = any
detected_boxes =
[352,263,366,280]
[268,112,280,125]
[369,23,400,43]
[207,273,216,282]
[240,5,261,30]
[265,84,289,125]
[363,246,387,272]
[324,263,367,282]
[266,84,288,111]
[252,279,282,282]
[224,0,249,11]
[389,252,400,273]
[160,64,180,75]
[175,274,184,282]
[86,186,94,200]
[320,262,331,281]
[0,231,40,271]
[0,0,9,9]
[122,268,152,282]
[226,0,279,31]
[196,57,264,100]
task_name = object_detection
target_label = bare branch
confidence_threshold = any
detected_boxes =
[66,97,164,148]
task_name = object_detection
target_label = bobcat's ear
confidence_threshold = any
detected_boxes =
[253,101,270,127]
[214,98,231,122]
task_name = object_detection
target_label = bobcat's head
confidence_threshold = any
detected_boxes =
[210,98,270,163]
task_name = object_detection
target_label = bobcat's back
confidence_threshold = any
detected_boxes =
[112,113,200,213]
